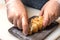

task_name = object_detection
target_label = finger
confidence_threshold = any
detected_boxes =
[17,16,22,29]
[43,12,49,27]
[22,14,29,35]
[7,10,15,24]
[8,16,13,24]
[39,3,46,16]
[8,14,14,24]
[13,13,19,26]
[39,9,44,16]
[48,14,54,26]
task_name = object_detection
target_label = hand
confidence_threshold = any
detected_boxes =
[40,1,60,27]
[6,0,29,35]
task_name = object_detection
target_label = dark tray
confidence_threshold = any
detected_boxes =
[8,21,59,40]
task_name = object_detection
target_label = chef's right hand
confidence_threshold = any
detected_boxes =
[40,1,60,27]
[5,0,29,35]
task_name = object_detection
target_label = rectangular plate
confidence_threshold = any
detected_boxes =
[8,21,59,40]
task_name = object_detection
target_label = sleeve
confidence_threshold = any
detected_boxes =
[21,0,48,10]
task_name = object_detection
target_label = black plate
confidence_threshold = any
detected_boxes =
[8,16,59,40]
